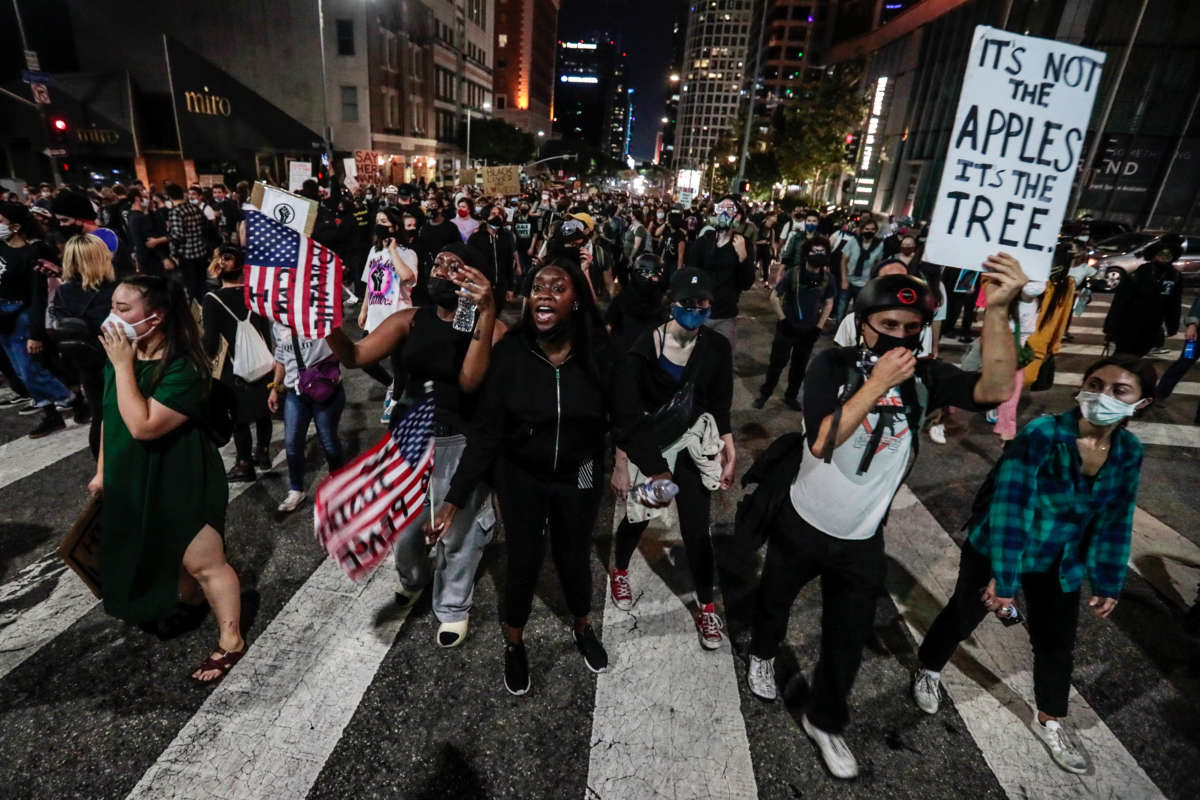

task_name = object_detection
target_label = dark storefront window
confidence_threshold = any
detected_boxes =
[336,19,355,56]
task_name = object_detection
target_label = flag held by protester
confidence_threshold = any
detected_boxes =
[314,396,435,580]
[243,208,342,338]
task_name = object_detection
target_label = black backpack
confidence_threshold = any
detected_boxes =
[205,378,237,447]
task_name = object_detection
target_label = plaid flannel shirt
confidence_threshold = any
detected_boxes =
[167,202,209,261]
[966,410,1142,599]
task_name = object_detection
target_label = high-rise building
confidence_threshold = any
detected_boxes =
[553,37,621,153]
[606,59,631,159]
[675,0,757,171]
[659,1,690,169]
[492,0,561,135]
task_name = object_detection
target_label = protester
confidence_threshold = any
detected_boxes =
[835,217,884,323]
[91,274,244,683]
[164,183,211,300]
[0,201,76,438]
[746,257,1027,779]
[605,252,667,355]
[268,322,346,514]
[691,195,754,348]
[1103,238,1183,357]
[610,267,735,648]
[437,258,611,695]
[1156,294,1199,424]
[451,196,480,242]
[467,205,518,309]
[755,237,835,410]
[201,246,274,481]
[912,355,1155,775]
[327,242,503,646]
[359,207,418,421]
[51,233,118,455]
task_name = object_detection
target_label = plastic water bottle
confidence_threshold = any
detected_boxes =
[631,478,680,506]
[1184,339,1196,360]
[999,603,1023,627]
[452,293,477,333]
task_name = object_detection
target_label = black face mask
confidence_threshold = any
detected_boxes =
[865,321,921,356]
[861,231,876,240]
[808,253,829,267]
[60,223,84,238]
[375,224,394,242]
[427,277,460,310]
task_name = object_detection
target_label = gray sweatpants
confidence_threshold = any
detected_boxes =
[393,434,495,622]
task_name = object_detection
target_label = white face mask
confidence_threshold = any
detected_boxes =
[1077,390,1141,426]
[103,312,158,341]
[0,223,10,241]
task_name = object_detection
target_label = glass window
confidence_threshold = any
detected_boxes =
[340,85,358,122]
[336,19,354,56]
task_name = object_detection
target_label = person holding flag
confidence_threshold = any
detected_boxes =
[325,243,504,647]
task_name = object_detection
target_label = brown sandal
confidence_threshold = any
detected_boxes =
[190,644,247,684]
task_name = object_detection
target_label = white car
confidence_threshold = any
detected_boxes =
[1086,233,1200,291]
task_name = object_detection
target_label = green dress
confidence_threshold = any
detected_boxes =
[101,358,228,624]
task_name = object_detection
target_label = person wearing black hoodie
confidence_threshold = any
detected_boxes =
[1103,238,1183,357]
[437,257,612,695]
[606,252,667,355]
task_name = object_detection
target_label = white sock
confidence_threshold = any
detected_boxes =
[921,667,941,680]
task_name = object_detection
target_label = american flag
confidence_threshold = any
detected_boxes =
[243,209,342,338]
[313,396,436,580]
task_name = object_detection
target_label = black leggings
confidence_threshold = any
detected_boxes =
[918,544,1079,718]
[614,452,714,605]
[496,459,602,629]
[233,416,273,463]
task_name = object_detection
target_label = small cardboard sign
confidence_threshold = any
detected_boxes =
[922,26,1106,280]
[250,181,318,237]
[481,165,521,197]
[288,161,313,193]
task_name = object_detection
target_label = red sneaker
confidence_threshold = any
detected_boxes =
[610,569,634,611]
[696,602,724,650]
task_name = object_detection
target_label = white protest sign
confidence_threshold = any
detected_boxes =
[923,26,1106,281]
[287,160,313,192]
[250,181,318,237]
[343,156,357,179]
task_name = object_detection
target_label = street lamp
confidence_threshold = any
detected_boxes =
[466,100,491,170]
[537,129,545,159]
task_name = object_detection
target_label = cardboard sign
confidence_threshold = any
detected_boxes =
[460,168,477,187]
[354,149,381,183]
[58,494,103,598]
[197,173,222,188]
[481,165,521,197]
[250,181,318,237]
[288,160,313,192]
[343,156,358,178]
[922,26,1106,280]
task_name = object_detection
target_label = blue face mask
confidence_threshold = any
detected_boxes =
[804,222,817,233]
[671,304,711,330]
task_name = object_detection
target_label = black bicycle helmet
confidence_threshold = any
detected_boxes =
[854,274,937,324]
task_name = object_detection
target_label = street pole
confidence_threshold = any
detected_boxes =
[316,0,334,186]
[1067,0,1149,220]
[12,0,60,185]
[466,109,472,170]
[735,0,770,192]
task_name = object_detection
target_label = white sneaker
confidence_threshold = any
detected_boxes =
[1031,718,1089,774]
[277,490,305,513]
[437,618,469,648]
[394,583,423,610]
[912,668,941,714]
[747,655,777,701]
[802,714,859,779]
[928,423,947,445]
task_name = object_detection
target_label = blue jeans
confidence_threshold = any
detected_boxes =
[283,385,346,492]
[835,283,863,324]
[0,307,71,405]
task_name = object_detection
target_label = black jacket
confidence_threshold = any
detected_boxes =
[689,231,755,319]
[446,331,611,506]
[614,325,733,477]
[1104,261,1183,355]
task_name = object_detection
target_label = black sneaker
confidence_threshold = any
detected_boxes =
[504,641,530,696]
[28,411,66,439]
[254,446,272,470]
[72,399,91,425]
[18,400,48,416]
[226,461,256,483]
[0,393,30,409]
[574,625,608,673]
[783,397,802,412]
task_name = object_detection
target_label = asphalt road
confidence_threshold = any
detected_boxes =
[0,284,1196,800]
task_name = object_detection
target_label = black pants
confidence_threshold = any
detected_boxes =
[942,270,978,335]
[760,322,820,401]
[749,503,885,733]
[178,256,210,303]
[496,459,601,629]
[233,415,273,463]
[613,452,714,605]
[917,544,1079,718]
[81,366,104,459]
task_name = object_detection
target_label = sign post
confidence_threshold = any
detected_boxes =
[922,26,1106,281]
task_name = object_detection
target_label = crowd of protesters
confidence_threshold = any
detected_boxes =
[1,171,1194,778]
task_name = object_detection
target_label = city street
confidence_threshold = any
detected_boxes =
[1,286,1196,800]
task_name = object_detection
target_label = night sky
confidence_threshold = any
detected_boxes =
[556,0,684,161]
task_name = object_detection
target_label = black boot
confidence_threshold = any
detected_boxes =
[226,460,256,482]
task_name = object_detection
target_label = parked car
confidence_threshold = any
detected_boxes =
[1061,218,1131,245]
[1088,233,1200,290]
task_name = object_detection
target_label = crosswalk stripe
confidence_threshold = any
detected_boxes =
[1128,507,1200,611]
[1056,372,1198,396]
[125,554,410,800]
[886,486,1167,799]
[0,429,285,682]
[587,512,758,799]
[0,422,89,491]
[1125,420,1200,448]
[1055,343,1178,361]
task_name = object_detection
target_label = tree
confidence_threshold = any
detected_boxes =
[773,67,867,189]
[457,118,537,165]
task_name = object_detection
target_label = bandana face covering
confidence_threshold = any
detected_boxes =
[864,320,921,356]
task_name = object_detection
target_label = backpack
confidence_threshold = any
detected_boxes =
[205,292,275,382]
[734,432,808,552]
[206,378,238,447]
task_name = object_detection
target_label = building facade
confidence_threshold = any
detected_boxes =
[553,37,620,152]
[492,0,561,135]
[675,0,757,171]
[659,0,691,168]
[827,0,1200,232]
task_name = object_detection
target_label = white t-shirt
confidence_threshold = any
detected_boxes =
[272,323,336,390]
[361,245,416,332]
[834,315,934,356]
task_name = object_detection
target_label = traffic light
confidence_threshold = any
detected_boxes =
[843,132,858,163]
[47,116,70,148]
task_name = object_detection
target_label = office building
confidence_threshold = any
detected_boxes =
[492,0,561,135]
[553,37,624,153]
[675,0,757,171]
[659,1,690,168]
